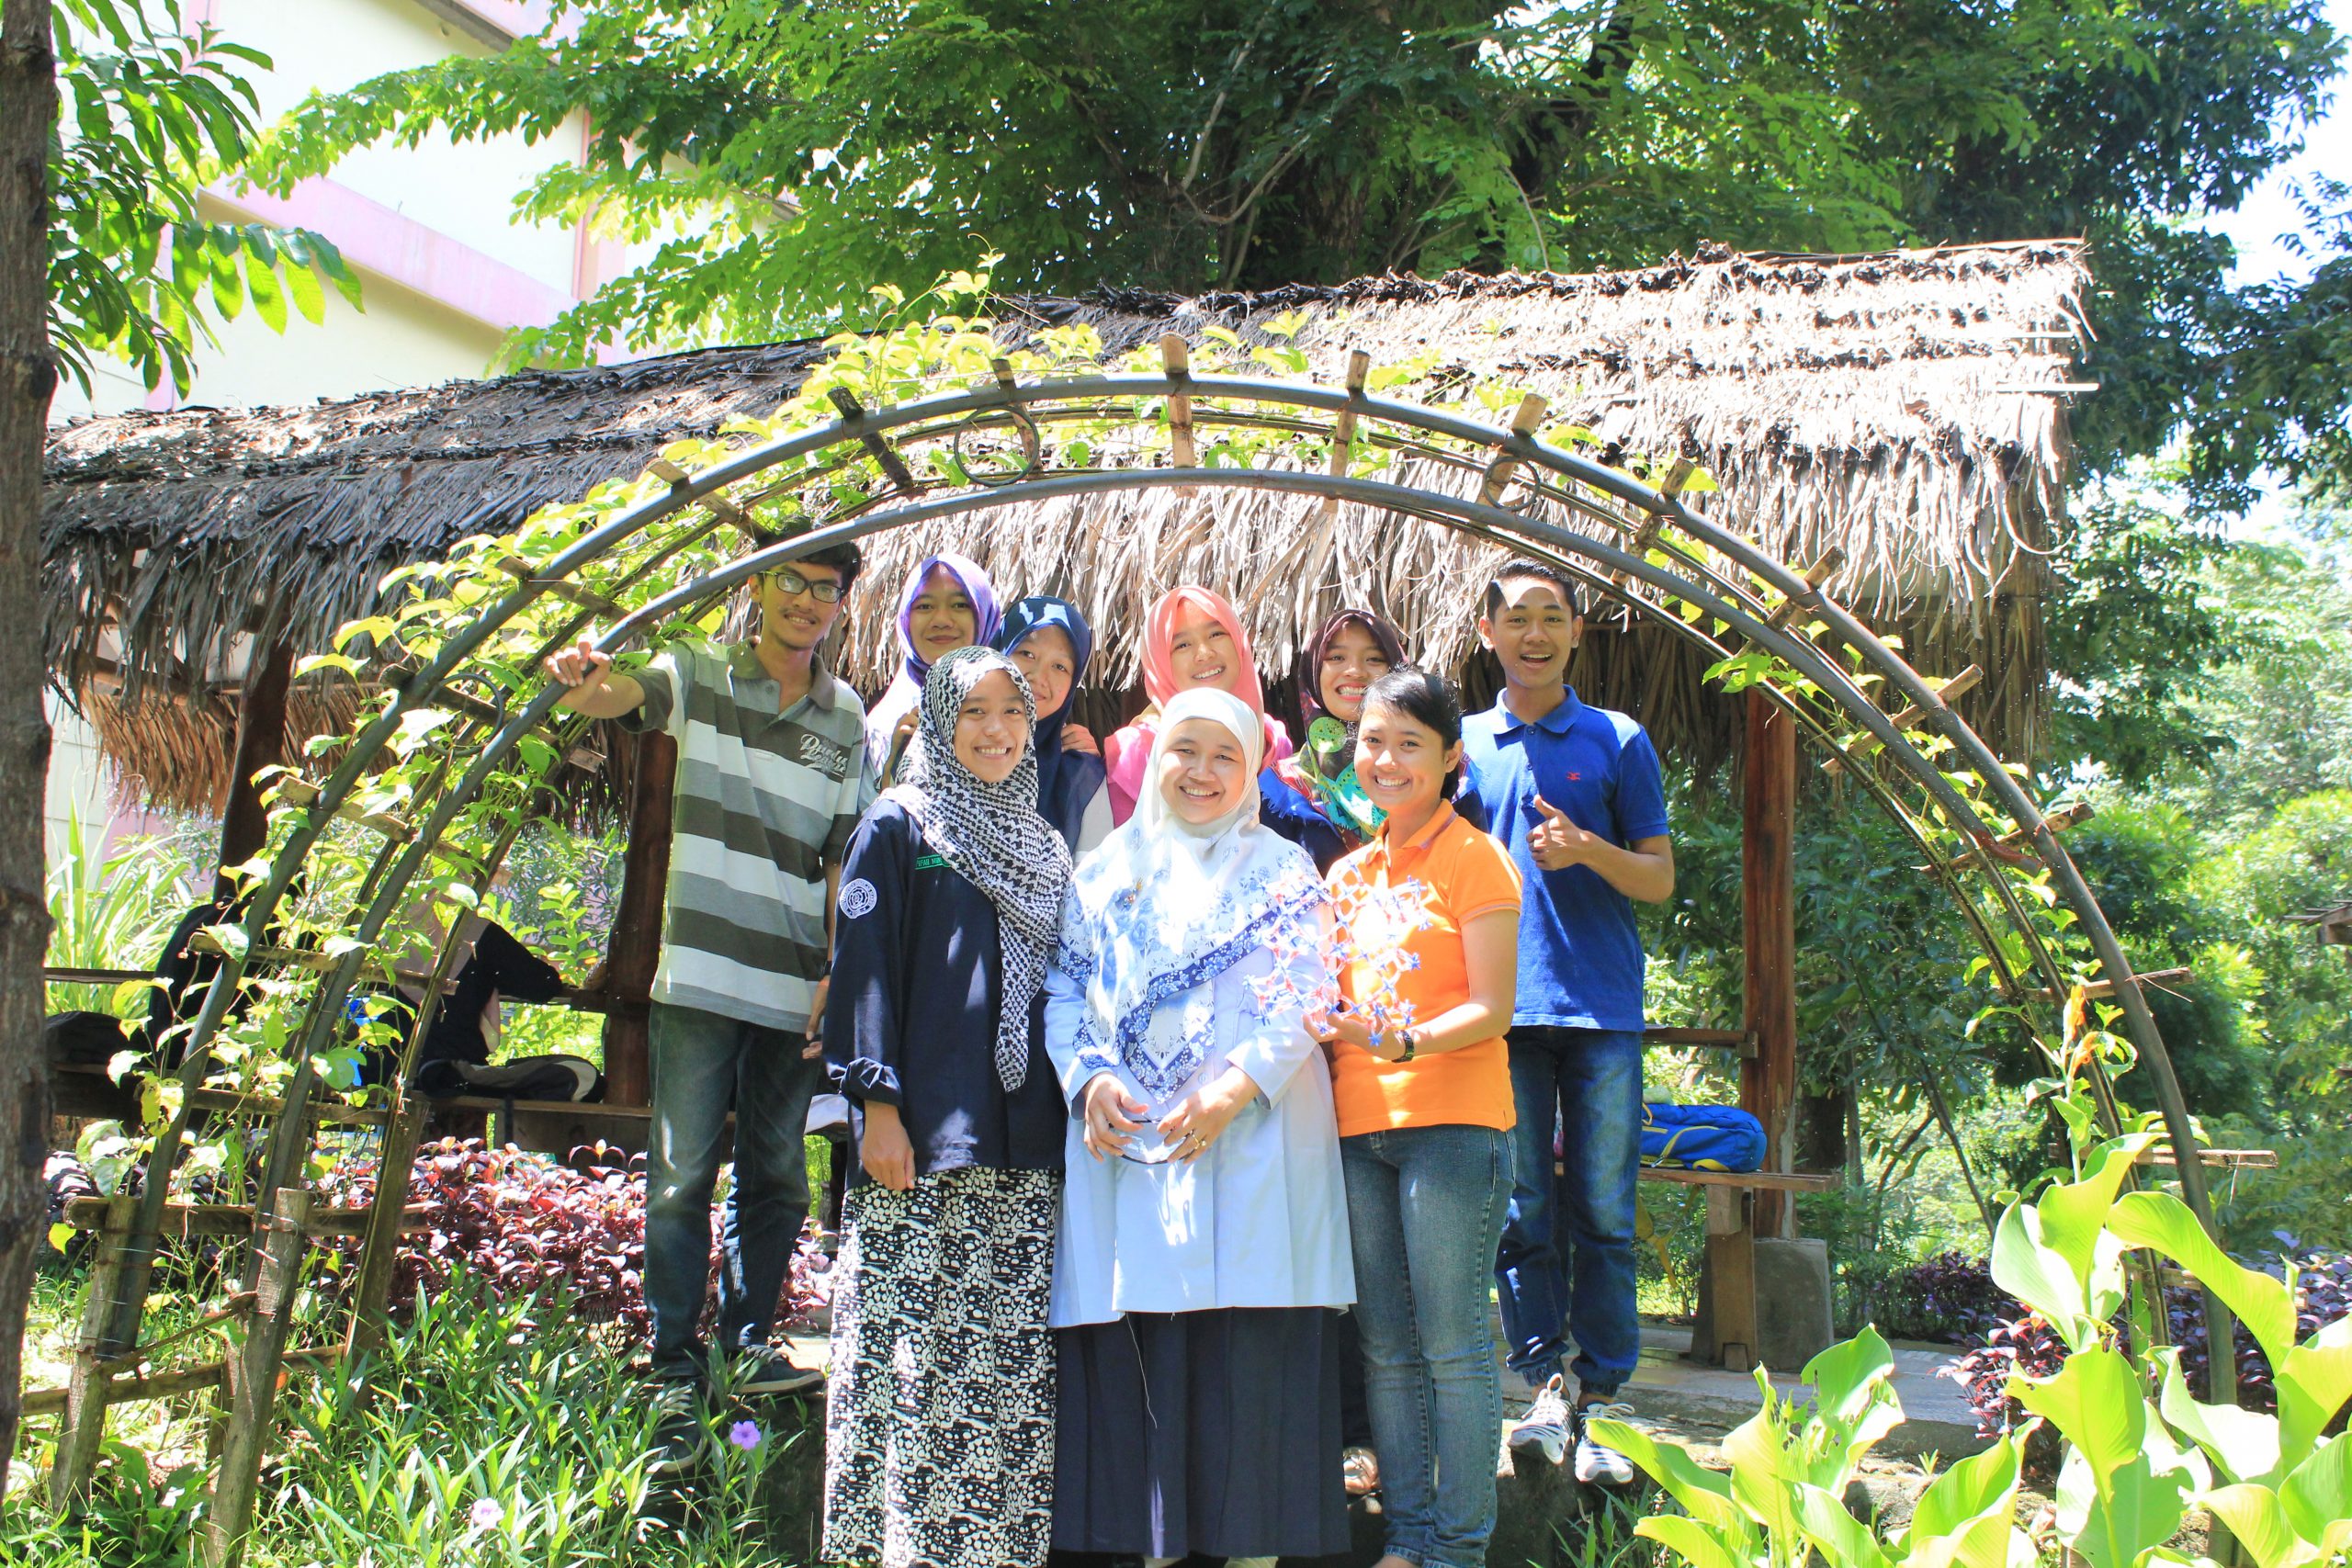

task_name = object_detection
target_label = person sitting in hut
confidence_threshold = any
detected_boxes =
[1457,560,1674,1487]
[1046,686,1353,1568]
[1262,606,1408,873]
[820,646,1074,1568]
[380,892,590,1102]
[864,551,1001,784]
[541,539,870,1471]
[993,594,1113,854]
[1100,586,1295,826]
[1311,666,1522,1568]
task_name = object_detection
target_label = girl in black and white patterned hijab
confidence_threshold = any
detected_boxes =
[884,644,1075,1090]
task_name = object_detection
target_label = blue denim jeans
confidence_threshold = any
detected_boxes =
[643,1000,820,1381]
[1341,1124,1512,1568]
[1494,1026,1643,1395]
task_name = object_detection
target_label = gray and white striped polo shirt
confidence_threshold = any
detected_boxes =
[621,639,875,1032]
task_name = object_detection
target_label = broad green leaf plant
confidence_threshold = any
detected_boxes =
[1607,1099,2352,1568]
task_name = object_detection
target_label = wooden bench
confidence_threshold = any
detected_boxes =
[1640,1166,1841,1371]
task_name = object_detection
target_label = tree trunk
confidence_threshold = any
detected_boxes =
[0,0,57,1499]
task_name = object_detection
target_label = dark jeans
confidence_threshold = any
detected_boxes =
[1494,1026,1643,1396]
[1342,1124,1512,1568]
[643,1000,821,1381]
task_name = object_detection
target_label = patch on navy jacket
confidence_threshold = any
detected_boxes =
[839,877,878,919]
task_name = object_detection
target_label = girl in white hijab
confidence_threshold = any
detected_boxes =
[1043,685,1356,1567]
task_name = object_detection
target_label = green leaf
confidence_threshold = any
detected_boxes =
[1804,1326,1897,1428]
[200,922,249,962]
[1792,1483,1893,1568]
[284,253,325,323]
[1906,1426,2025,1552]
[246,250,287,332]
[2107,1191,2297,1366]
[49,1223,75,1254]
[1584,1418,1739,1529]
[2199,1485,2302,1568]
[2154,1347,2279,1484]
[1634,1514,1746,1568]
[2017,1355,2204,1568]
[2278,1432,2352,1557]
[2276,1312,2352,1480]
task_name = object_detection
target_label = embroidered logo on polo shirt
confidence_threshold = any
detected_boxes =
[797,732,851,779]
[840,878,878,919]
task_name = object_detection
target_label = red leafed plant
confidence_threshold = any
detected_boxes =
[317,1138,831,1344]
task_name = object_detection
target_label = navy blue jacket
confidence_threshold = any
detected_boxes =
[822,798,1066,1181]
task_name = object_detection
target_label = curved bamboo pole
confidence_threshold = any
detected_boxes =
[84,367,2223,1432]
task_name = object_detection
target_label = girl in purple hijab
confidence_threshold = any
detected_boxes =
[865,551,1003,779]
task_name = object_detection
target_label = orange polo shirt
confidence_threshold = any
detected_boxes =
[1327,802,1523,1136]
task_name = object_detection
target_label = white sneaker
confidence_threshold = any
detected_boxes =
[1572,1399,1639,1485]
[1507,1373,1571,1465]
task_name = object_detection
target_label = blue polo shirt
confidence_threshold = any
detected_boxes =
[1458,688,1669,1032]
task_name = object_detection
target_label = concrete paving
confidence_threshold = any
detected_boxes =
[1555,1320,1992,1462]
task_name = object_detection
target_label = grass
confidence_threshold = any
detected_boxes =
[5,1267,817,1567]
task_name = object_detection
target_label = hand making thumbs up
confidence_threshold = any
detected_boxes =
[1530,795,1601,872]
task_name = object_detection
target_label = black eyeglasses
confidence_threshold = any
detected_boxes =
[761,567,844,603]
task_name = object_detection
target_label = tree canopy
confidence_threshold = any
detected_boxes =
[246,0,2344,494]
[51,0,359,395]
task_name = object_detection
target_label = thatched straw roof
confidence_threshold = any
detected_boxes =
[44,241,2088,810]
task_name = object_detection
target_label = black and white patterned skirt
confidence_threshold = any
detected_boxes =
[821,1165,1058,1568]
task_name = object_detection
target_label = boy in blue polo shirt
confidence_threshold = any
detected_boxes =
[1457,559,1674,1486]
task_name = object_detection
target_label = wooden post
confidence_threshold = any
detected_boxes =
[50,1193,135,1510]
[343,1096,428,1357]
[1740,689,1799,1238]
[601,730,674,1108]
[1696,1185,1758,1371]
[212,635,295,899]
[201,1186,309,1567]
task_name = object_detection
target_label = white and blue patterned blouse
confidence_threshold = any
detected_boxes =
[1043,829,1356,1327]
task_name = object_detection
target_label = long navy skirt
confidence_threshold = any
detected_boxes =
[1052,1306,1351,1560]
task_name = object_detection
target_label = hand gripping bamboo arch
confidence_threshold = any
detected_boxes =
[52,353,2235,1560]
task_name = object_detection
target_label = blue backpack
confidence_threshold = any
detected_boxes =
[1640,1102,1766,1172]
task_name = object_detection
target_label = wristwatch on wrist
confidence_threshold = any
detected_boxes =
[1394,1027,1419,1063]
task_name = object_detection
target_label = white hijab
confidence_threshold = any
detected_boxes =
[1059,688,1327,1102]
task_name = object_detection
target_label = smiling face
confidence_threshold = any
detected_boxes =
[950,670,1029,784]
[758,559,847,651]
[1006,624,1078,719]
[1354,698,1460,821]
[1165,604,1240,694]
[1317,621,1395,724]
[908,564,978,665]
[1158,716,1250,825]
[1476,575,1580,692]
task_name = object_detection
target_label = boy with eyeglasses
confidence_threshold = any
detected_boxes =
[545,543,871,1469]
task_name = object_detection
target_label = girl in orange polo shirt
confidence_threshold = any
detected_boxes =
[1310,667,1521,1568]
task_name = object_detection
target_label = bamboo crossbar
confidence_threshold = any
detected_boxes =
[61,1198,428,1239]
[21,1343,346,1419]
[2033,964,2193,1002]
[272,775,413,840]
[1822,664,1984,774]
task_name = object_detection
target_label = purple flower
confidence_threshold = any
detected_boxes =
[729,1419,763,1452]
[469,1498,503,1529]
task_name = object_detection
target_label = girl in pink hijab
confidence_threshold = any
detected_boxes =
[1102,587,1294,824]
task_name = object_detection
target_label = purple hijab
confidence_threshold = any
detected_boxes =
[865,552,1004,771]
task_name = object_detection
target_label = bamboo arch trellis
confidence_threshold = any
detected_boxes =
[50,350,2236,1562]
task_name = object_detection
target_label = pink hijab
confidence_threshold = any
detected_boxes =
[1105,586,1292,822]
